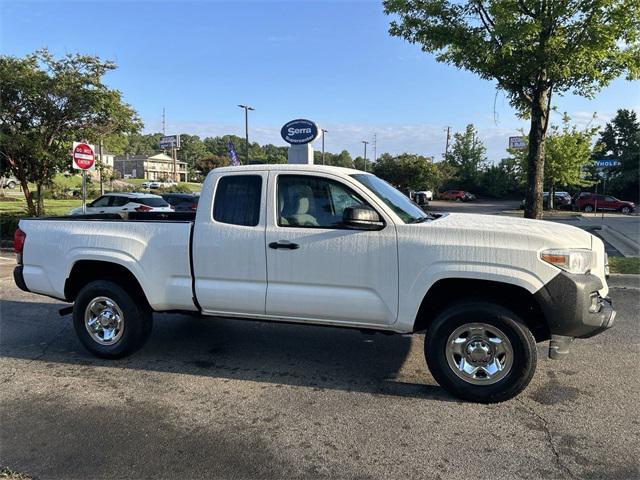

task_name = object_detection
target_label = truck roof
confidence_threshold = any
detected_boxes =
[211,164,365,176]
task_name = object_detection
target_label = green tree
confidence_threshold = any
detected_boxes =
[330,150,354,168]
[373,153,439,192]
[480,158,524,197]
[384,0,640,219]
[445,124,486,190]
[597,109,640,200]
[544,113,599,207]
[0,49,140,215]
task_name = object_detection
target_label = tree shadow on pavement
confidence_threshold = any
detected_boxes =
[0,299,456,402]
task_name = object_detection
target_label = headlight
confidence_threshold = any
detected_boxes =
[541,249,593,274]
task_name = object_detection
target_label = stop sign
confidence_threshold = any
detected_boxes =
[72,142,95,170]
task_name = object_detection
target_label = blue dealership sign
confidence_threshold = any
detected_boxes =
[280,119,319,145]
[595,159,621,168]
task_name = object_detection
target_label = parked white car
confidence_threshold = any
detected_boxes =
[14,165,614,403]
[68,192,173,215]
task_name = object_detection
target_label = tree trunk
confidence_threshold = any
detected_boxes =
[20,178,37,217]
[36,182,44,216]
[524,87,551,219]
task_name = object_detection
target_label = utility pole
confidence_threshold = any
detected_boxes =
[321,129,328,165]
[162,108,166,135]
[362,140,369,172]
[373,133,377,162]
[238,104,254,164]
[444,126,451,159]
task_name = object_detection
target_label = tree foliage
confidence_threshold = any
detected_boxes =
[597,109,640,200]
[444,124,486,190]
[373,153,439,192]
[384,0,640,218]
[0,49,141,215]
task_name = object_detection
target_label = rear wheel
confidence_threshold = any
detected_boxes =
[583,204,594,213]
[424,301,536,403]
[7,181,16,189]
[73,280,152,358]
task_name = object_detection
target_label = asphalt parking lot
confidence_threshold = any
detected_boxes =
[1,252,639,480]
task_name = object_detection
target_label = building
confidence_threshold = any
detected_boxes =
[113,153,188,182]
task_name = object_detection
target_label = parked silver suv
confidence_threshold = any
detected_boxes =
[1,176,18,189]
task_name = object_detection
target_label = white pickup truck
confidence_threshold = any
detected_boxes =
[13,165,614,402]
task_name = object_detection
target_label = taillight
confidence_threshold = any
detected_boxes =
[14,227,26,264]
[14,227,26,254]
[135,205,152,212]
[189,203,197,210]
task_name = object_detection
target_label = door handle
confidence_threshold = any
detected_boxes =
[269,241,300,250]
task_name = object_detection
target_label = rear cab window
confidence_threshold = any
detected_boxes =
[213,175,262,226]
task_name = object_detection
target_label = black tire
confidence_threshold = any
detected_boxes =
[424,301,537,403]
[73,280,152,359]
[7,181,16,189]
[583,204,594,213]
[620,206,631,215]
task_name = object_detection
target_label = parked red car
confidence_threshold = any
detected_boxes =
[440,190,474,201]
[575,193,635,214]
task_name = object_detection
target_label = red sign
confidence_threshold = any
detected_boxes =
[72,142,95,170]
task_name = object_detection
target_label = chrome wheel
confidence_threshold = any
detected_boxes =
[84,296,125,345]
[584,205,594,212]
[446,323,513,385]
[621,206,630,214]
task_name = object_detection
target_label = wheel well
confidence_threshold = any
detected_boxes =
[413,278,550,342]
[64,260,149,306]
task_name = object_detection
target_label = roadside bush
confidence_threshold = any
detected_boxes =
[154,184,193,194]
[0,215,20,240]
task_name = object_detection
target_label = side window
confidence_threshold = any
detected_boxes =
[111,196,129,207]
[213,175,262,226]
[90,196,112,207]
[278,175,367,228]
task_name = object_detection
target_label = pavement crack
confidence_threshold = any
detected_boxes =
[516,398,577,480]
[27,323,69,364]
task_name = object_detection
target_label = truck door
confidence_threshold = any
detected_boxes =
[265,173,399,326]
[192,172,268,316]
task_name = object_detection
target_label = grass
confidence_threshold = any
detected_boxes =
[609,257,640,274]
[0,198,82,217]
[0,467,32,480]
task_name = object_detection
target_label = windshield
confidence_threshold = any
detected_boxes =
[351,174,428,224]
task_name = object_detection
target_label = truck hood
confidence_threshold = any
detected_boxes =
[423,213,593,249]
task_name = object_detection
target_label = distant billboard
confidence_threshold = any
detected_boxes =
[159,135,181,149]
[508,136,526,150]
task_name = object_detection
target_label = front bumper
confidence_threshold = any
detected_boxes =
[534,272,615,358]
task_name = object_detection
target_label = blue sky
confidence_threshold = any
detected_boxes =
[2,0,638,161]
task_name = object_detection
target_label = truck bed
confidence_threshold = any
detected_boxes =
[19,214,198,311]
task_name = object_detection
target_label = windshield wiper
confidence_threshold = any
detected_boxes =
[409,216,430,224]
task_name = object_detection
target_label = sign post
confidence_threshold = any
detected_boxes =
[72,142,96,214]
[159,135,181,181]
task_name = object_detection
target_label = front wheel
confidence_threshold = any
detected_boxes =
[424,301,537,403]
[621,206,631,215]
[73,280,152,359]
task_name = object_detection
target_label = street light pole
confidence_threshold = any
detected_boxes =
[362,140,369,172]
[238,104,254,164]
[321,129,328,165]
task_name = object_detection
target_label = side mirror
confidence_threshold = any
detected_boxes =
[343,206,384,230]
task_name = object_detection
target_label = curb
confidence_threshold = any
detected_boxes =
[608,274,640,289]
[601,225,640,257]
